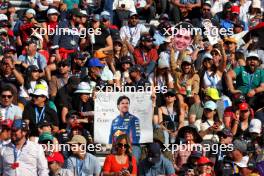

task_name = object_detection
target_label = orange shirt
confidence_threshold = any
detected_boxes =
[103,154,137,174]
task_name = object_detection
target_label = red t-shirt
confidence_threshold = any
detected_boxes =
[103,154,137,174]
[133,48,158,66]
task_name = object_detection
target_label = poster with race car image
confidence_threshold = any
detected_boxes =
[94,92,153,144]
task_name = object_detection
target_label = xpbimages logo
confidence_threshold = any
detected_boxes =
[163,142,234,154]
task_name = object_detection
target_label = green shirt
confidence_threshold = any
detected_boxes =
[234,66,264,94]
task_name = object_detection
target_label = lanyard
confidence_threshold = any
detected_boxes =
[35,106,46,124]
[128,26,138,42]
[205,71,217,88]
[166,106,175,122]
[12,141,26,162]
[247,72,254,89]
[141,50,148,63]
[76,158,84,176]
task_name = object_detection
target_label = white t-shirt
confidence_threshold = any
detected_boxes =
[31,0,54,11]
[120,24,148,47]
[195,119,223,142]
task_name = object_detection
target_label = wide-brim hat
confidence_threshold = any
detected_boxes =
[177,125,203,143]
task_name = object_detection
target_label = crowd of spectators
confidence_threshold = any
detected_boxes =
[0,0,264,175]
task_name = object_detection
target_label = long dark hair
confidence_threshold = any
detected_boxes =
[201,109,220,123]
[113,134,133,173]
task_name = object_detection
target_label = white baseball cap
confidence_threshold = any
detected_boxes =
[74,82,93,94]
[31,83,49,98]
[249,119,262,134]
[0,14,8,21]
[158,57,169,69]
[47,8,60,15]
[247,52,260,60]
[26,9,36,16]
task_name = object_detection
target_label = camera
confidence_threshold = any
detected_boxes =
[121,4,125,8]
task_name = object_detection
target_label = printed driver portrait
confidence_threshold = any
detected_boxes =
[109,95,140,144]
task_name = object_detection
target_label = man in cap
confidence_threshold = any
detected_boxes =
[49,59,71,100]
[126,65,151,91]
[0,119,49,175]
[139,143,175,175]
[133,33,158,77]
[109,95,140,144]
[226,51,264,107]
[17,38,47,77]
[85,57,109,88]
[52,8,84,61]
[55,76,80,127]
[214,128,234,175]
[120,12,148,51]
[65,135,101,175]
[22,83,59,137]
[47,152,74,176]
[19,9,43,44]
[0,84,23,120]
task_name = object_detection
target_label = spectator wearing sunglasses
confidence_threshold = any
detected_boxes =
[22,83,59,137]
[19,65,48,105]
[103,134,137,176]
[49,60,71,100]
[196,101,223,145]
[0,84,22,121]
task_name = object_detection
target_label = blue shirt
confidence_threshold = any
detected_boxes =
[18,52,47,71]
[52,19,80,50]
[109,112,140,144]
[0,104,23,120]
[64,153,101,176]
[139,155,175,176]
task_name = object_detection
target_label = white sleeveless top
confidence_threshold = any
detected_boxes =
[203,71,222,90]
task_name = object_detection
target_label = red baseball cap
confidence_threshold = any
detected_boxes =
[46,152,64,164]
[231,5,240,14]
[197,156,214,166]
[239,102,249,111]
[1,119,13,128]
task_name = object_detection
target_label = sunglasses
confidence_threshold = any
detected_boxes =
[203,8,210,12]
[204,108,213,112]
[1,95,13,99]
[0,33,7,36]
[211,52,219,56]
[117,143,129,148]
[32,95,46,99]
[220,134,228,139]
